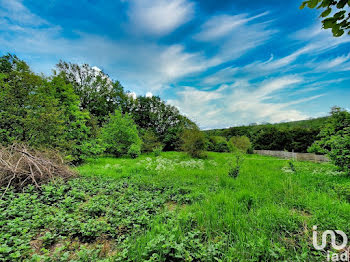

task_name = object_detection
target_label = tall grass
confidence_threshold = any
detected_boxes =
[76,152,350,261]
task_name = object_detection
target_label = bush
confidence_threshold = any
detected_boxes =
[141,129,163,153]
[247,147,254,154]
[181,128,207,158]
[228,154,244,178]
[77,139,105,161]
[153,145,163,157]
[0,57,92,163]
[308,107,350,175]
[0,144,75,194]
[323,134,350,174]
[128,143,141,159]
[229,136,252,153]
[208,136,229,152]
[334,183,350,202]
[101,110,142,157]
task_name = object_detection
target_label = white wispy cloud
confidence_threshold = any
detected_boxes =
[0,0,48,26]
[168,86,223,127]
[126,0,194,35]
[308,54,350,71]
[194,12,276,63]
[195,12,269,41]
[201,22,350,87]
[169,76,325,129]
[0,0,208,92]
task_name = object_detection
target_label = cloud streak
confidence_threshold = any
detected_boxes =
[170,76,325,129]
[126,0,194,35]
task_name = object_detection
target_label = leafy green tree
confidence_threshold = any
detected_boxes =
[127,96,194,150]
[127,96,180,134]
[24,81,66,148]
[162,116,197,151]
[101,110,142,157]
[300,0,350,37]
[181,127,206,158]
[309,106,350,174]
[205,119,323,153]
[287,127,319,152]
[47,75,93,162]
[0,54,40,144]
[56,61,128,125]
[207,136,230,152]
[141,129,163,153]
[127,143,142,159]
[0,55,94,162]
[0,54,70,149]
[253,127,291,151]
[229,136,252,153]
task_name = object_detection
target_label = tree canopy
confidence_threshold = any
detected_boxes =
[56,61,127,125]
[308,107,350,174]
[0,53,201,162]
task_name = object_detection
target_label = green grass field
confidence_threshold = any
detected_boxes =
[2,152,350,261]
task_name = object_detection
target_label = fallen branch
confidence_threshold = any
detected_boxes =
[0,144,76,198]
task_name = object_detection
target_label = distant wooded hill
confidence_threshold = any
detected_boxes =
[204,117,329,153]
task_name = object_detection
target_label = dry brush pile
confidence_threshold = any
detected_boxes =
[0,144,76,197]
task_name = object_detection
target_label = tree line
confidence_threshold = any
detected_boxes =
[204,119,327,153]
[0,54,196,162]
[1,54,349,174]
[204,108,350,174]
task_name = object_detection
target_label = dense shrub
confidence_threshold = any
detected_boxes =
[334,183,350,202]
[141,129,163,153]
[101,110,142,157]
[153,146,163,157]
[253,127,291,151]
[127,143,141,159]
[126,96,196,151]
[0,54,202,161]
[181,128,207,158]
[229,136,252,153]
[78,139,105,161]
[0,55,62,146]
[207,136,230,152]
[0,55,92,163]
[309,107,350,174]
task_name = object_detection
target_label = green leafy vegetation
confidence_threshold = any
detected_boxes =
[2,152,350,261]
[228,136,252,153]
[300,0,350,37]
[206,136,230,152]
[181,127,207,158]
[205,117,327,153]
[309,107,350,175]
[227,154,244,178]
[0,54,197,163]
[141,129,163,153]
[101,110,141,158]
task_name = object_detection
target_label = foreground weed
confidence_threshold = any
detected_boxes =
[228,154,244,178]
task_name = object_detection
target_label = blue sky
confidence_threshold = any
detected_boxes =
[1,0,349,129]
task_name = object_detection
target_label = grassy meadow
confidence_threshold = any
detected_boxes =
[2,152,350,261]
